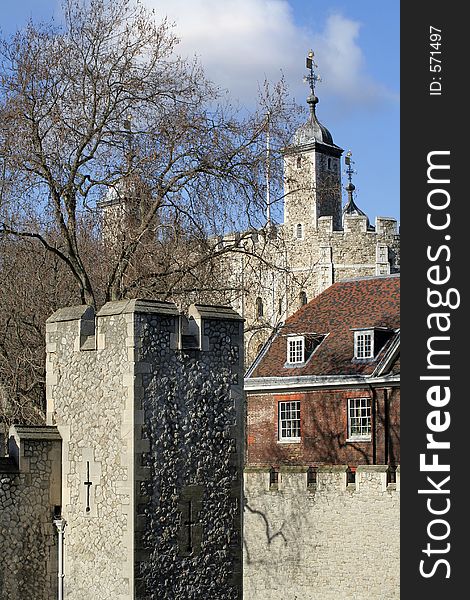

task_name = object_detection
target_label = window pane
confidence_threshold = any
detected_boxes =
[287,337,304,363]
[348,398,371,438]
[279,401,301,440]
[355,332,373,358]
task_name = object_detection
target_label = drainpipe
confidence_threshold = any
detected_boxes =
[53,518,66,600]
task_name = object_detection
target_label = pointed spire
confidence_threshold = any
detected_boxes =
[342,151,372,228]
[293,50,334,147]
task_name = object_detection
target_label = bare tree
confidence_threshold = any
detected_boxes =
[0,233,80,434]
[0,0,296,308]
[0,0,304,424]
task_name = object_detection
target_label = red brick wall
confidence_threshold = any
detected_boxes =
[246,386,400,467]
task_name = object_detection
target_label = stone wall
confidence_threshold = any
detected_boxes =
[46,300,244,600]
[0,426,61,600]
[243,465,400,600]
[46,304,136,599]
[136,304,244,599]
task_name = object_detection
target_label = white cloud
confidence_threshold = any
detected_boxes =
[143,0,394,110]
[312,14,396,109]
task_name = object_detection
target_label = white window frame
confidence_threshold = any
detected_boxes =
[278,400,301,442]
[287,336,304,364]
[347,398,372,441]
[354,330,374,359]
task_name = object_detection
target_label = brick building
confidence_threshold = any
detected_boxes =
[245,274,400,469]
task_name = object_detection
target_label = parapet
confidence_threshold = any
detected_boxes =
[376,216,399,235]
[187,304,244,351]
[3,425,62,506]
[95,298,180,318]
[343,214,369,233]
[0,425,62,599]
[46,299,243,354]
[318,214,398,237]
[244,464,400,494]
[8,426,61,467]
[46,305,95,351]
[318,215,334,234]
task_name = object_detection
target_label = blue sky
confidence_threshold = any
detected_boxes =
[1,0,399,222]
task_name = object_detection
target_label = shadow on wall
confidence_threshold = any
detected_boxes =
[248,387,400,467]
[243,498,287,564]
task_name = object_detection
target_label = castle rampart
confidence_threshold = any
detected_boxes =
[243,465,400,600]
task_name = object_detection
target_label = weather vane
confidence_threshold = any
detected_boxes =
[303,49,322,97]
[345,150,357,187]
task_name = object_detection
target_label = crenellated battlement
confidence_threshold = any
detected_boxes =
[317,214,399,236]
[244,464,400,495]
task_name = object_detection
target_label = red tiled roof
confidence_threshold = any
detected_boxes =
[249,275,400,378]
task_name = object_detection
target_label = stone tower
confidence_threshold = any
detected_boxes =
[45,300,244,600]
[283,51,343,236]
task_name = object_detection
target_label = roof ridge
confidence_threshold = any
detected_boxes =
[336,273,400,284]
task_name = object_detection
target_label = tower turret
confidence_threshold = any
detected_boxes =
[284,50,343,233]
[342,151,373,230]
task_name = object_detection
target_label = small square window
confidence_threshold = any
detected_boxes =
[354,330,374,359]
[279,401,301,441]
[348,398,371,440]
[287,336,304,364]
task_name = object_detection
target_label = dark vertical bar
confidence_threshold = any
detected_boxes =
[401,2,466,598]
[372,390,377,465]
[384,388,389,466]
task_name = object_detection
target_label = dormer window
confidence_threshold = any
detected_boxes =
[287,336,304,364]
[354,330,374,359]
[286,333,325,365]
[353,327,394,360]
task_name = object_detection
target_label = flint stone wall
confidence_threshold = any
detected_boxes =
[0,426,61,600]
[243,465,400,600]
[136,307,244,599]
